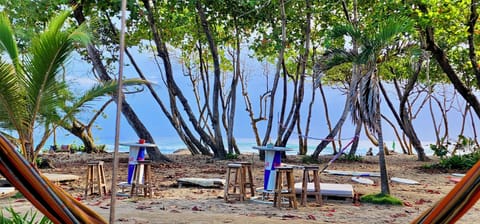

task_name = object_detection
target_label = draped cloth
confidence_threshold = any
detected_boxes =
[412,159,480,223]
[0,134,107,224]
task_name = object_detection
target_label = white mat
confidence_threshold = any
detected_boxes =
[324,169,380,177]
[43,173,80,182]
[391,177,419,185]
[0,187,15,197]
[294,182,354,198]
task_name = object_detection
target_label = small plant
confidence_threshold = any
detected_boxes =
[0,207,52,224]
[301,155,318,164]
[360,193,403,205]
[97,144,107,152]
[11,192,24,199]
[225,153,238,160]
[69,144,85,153]
[341,154,363,162]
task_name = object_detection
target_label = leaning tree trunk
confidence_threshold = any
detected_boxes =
[419,4,480,120]
[312,0,360,159]
[348,122,362,156]
[311,95,351,159]
[71,3,171,162]
[196,2,226,159]
[61,119,98,153]
[394,53,428,160]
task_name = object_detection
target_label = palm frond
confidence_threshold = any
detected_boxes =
[372,16,413,54]
[69,23,91,47]
[357,66,380,134]
[317,49,357,72]
[0,60,27,134]
[0,13,20,68]
[24,11,88,127]
[65,79,148,118]
[329,23,362,41]
[46,10,71,35]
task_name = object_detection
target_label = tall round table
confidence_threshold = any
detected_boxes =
[120,142,157,184]
[252,145,292,192]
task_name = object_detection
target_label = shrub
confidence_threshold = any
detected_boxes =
[438,152,480,170]
[424,151,480,171]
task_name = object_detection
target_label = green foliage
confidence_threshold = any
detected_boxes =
[430,143,449,158]
[423,151,480,171]
[360,193,403,205]
[225,153,238,160]
[455,135,479,153]
[0,207,52,224]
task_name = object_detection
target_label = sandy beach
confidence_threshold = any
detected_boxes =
[2,152,479,223]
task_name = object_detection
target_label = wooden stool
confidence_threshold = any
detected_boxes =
[131,160,153,198]
[84,161,107,198]
[273,166,297,209]
[300,165,322,206]
[235,162,255,198]
[224,163,245,202]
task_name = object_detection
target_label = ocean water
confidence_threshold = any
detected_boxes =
[101,137,436,156]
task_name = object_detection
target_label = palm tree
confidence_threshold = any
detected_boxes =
[0,10,141,163]
[319,16,413,195]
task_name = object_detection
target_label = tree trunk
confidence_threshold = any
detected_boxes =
[141,0,220,157]
[71,2,171,162]
[379,75,428,160]
[377,113,390,195]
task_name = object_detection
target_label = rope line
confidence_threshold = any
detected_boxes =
[320,135,359,173]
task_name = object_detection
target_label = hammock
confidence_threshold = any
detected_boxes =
[412,158,480,223]
[0,134,107,224]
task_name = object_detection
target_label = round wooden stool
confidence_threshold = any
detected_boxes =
[130,160,153,198]
[84,161,107,198]
[300,165,322,206]
[235,162,255,198]
[273,166,297,209]
[224,163,245,202]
